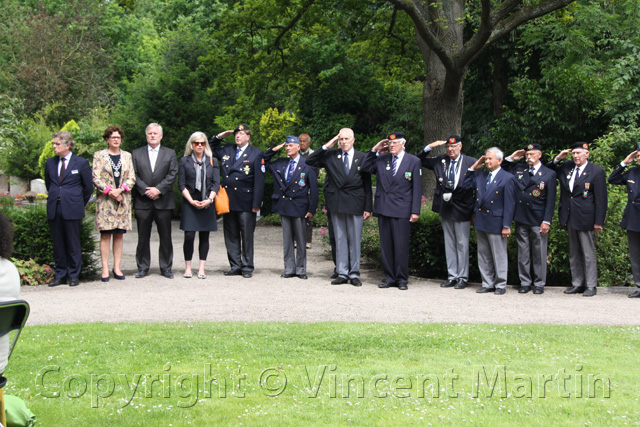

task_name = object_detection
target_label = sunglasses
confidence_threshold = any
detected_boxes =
[193,141,206,146]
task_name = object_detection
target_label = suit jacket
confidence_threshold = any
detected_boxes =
[306,148,372,215]
[132,145,178,210]
[608,163,640,232]
[263,149,318,218]
[178,155,221,201]
[44,153,93,220]
[462,167,516,234]
[547,160,607,230]
[210,138,265,212]
[92,149,136,231]
[418,151,476,221]
[503,161,557,226]
[361,151,422,219]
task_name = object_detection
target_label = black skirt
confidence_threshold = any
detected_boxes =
[180,200,218,232]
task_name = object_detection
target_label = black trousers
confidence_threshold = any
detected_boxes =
[223,211,256,273]
[49,203,82,279]
[135,208,173,272]
[378,215,411,285]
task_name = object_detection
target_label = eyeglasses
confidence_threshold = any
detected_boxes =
[193,141,206,146]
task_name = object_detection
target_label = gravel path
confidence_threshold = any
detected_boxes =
[21,221,639,326]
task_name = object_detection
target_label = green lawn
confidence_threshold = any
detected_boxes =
[4,322,639,426]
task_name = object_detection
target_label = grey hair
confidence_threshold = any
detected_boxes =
[146,123,163,135]
[184,131,212,158]
[53,131,75,150]
[486,147,503,160]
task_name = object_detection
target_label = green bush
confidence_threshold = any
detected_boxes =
[10,258,54,286]
[1,204,98,280]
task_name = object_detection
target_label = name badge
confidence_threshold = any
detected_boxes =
[71,170,79,174]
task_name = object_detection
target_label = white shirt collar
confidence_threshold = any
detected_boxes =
[148,144,161,152]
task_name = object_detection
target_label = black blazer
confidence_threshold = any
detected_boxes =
[547,160,607,230]
[609,163,640,232]
[418,151,477,221]
[44,154,93,220]
[178,155,221,201]
[503,161,557,226]
[306,148,372,215]
[132,145,178,210]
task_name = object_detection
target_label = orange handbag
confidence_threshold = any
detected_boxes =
[214,186,230,215]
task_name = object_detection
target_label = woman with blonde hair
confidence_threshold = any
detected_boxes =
[178,132,220,278]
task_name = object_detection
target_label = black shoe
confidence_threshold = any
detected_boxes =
[350,278,362,287]
[161,270,174,279]
[583,288,597,297]
[331,277,348,285]
[281,273,296,278]
[454,279,467,289]
[533,287,544,294]
[629,290,640,298]
[242,271,252,278]
[135,270,148,278]
[330,272,339,279]
[494,288,506,295]
[69,277,80,287]
[378,281,393,288]
[48,277,67,287]
[564,286,585,294]
[298,274,308,280]
[476,287,495,293]
[518,286,531,294]
[112,269,125,280]
[440,279,456,288]
[101,275,110,282]
[224,269,242,276]
[398,283,408,290]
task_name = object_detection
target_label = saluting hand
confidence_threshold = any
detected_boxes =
[217,130,234,139]
[427,140,446,149]
[273,142,286,151]
[509,149,526,161]
[555,149,572,163]
[323,135,339,149]
[623,150,638,165]
[470,155,485,170]
[373,139,389,154]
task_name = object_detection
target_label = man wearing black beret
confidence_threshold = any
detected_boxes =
[548,142,607,297]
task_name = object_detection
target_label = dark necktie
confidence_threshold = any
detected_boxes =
[393,156,398,176]
[448,159,456,180]
[343,152,349,173]
[59,158,66,182]
[235,148,241,161]
[286,159,295,182]
[486,172,492,190]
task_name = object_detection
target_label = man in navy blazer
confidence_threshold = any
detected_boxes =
[504,143,557,294]
[609,149,640,298]
[264,136,318,279]
[548,142,607,297]
[462,147,517,295]
[362,132,422,290]
[44,131,93,287]
[418,135,477,289]
[210,124,265,278]
[132,123,178,279]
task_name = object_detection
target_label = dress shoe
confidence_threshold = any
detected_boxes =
[224,269,242,276]
[112,269,125,280]
[135,270,148,278]
[454,279,467,289]
[281,273,296,278]
[48,277,67,287]
[350,278,362,287]
[378,281,394,288]
[197,274,207,279]
[629,289,640,298]
[533,287,544,294]
[564,286,585,294]
[330,272,339,279]
[101,275,110,282]
[583,288,597,297]
[331,277,348,285]
[161,270,174,279]
[69,277,80,287]
[242,271,252,278]
[476,287,496,293]
[298,274,308,280]
[440,279,456,288]
[398,283,408,291]
[494,288,506,295]
[518,286,531,294]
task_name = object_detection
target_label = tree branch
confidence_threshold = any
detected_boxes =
[268,0,316,54]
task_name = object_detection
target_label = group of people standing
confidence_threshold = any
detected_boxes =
[40,122,640,298]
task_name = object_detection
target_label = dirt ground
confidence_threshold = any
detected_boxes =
[21,220,639,326]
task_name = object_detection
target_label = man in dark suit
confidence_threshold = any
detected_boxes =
[132,123,178,279]
[264,136,318,279]
[609,149,640,298]
[209,124,265,278]
[504,144,557,294]
[44,131,93,287]
[298,133,316,250]
[306,128,372,287]
[462,147,517,295]
[362,132,422,290]
[418,135,476,289]
[548,142,607,297]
